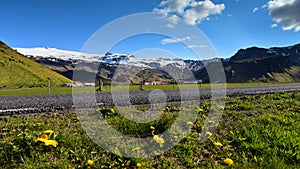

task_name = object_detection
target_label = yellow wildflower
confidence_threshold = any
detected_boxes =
[197,107,204,113]
[36,138,58,147]
[156,137,164,144]
[150,126,155,130]
[87,159,94,166]
[43,130,54,135]
[153,135,164,144]
[218,105,225,110]
[174,136,178,139]
[111,108,115,113]
[35,137,47,142]
[214,142,223,147]
[136,162,142,168]
[153,135,159,140]
[40,134,49,140]
[206,131,213,136]
[44,140,58,147]
[187,121,193,125]
[224,158,234,165]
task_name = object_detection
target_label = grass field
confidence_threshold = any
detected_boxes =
[0,41,72,87]
[0,91,299,168]
[0,82,297,96]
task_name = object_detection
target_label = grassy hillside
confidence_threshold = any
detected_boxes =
[0,41,71,88]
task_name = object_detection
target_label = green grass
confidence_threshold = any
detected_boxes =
[1,82,299,96]
[0,87,97,96]
[0,41,71,88]
[1,91,299,168]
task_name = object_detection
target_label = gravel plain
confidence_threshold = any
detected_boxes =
[1,84,300,116]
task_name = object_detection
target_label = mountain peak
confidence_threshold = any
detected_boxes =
[229,43,300,62]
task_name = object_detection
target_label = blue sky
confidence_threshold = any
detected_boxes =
[1,0,300,59]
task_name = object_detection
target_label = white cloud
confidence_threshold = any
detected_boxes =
[252,7,259,13]
[158,0,191,14]
[154,0,225,26]
[266,0,300,32]
[186,45,207,48]
[167,14,180,25]
[271,23,278,28]
[161,36,192,45]
[183,0,225,25]
[261,4,268,9]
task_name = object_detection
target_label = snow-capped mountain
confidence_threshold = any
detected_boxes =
[14,47,207,71]
[15,47,103,62]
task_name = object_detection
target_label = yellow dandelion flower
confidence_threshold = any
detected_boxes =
[35,137,47,142]
[44,140,58,147]
[214,141,223,147]
[197,107,204,113]
[224,158,234,165]
[40,134,49,140]
[153,135,165,144]
[218,105,225,110]
[111,108,115,113]
[36,137,58,147]
[136,162,142,168]
[206,131,213,136]
[187,121,193,125]
[153,135,160,141]
[43,130,54,135]
[88,159,94,166]
[157,137,165,144]
[150,126,155,130]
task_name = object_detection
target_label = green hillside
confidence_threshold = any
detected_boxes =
[0,41,71,88]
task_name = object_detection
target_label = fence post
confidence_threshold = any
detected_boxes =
[48,78,51,95]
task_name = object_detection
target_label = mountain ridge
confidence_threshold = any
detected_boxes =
[13,42,300,83]
[230,43,300,64]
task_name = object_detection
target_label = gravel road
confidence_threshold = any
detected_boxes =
[1,84,300,116]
